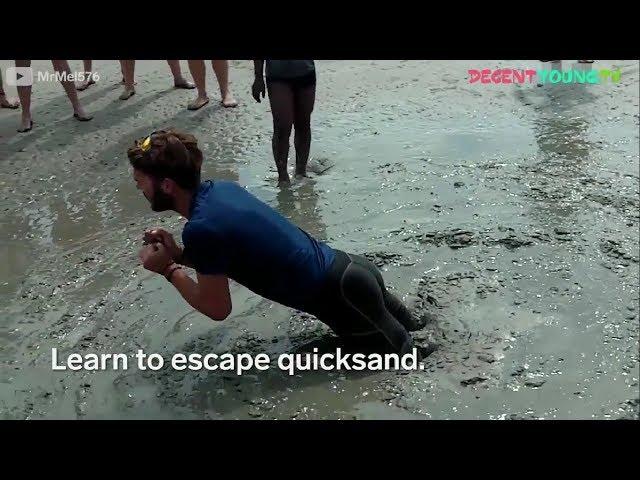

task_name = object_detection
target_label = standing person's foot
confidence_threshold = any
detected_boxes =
[278,174,291,186]
[76,75,96,91]
[294,169,308,178]
[73,108,93,121]
[1,95,20,109]
[17,118,33,133]
[119,87,136,100]
[187,95,210,110]
[173,77,195,89]
[221,92,238,108]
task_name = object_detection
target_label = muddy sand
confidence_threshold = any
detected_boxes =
[0,60,638,419]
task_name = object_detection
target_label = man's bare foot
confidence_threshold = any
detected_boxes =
[1,95,20,109]
[221,92,238,108]
[17,118,33,133]
[174,78,195,89]
[76,77,96,91]
[119,87,136,100]
[187,95,209,110]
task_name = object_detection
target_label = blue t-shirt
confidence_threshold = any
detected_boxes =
[182,181,336,311]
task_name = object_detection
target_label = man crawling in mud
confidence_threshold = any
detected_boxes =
[129,129,424,354]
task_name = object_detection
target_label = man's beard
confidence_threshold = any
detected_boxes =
[149,182,175,212]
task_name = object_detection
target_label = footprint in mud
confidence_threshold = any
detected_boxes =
[307,156,335,176]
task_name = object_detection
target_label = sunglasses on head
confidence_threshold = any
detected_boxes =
[137,130,167,152]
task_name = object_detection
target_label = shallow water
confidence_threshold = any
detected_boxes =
[1,60,638,419]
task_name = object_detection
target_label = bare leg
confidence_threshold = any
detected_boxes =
[211,60,237,107]
[267,82,295,184]
[0,70,19,109]
[51,60,92,121]
[292,83,315,177]
[186,60,209,110]
[15,60,33,131]
[76,59,96,91]
[167,60,195,89]
[119,60,136,100]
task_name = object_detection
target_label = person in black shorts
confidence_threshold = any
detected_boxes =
[252,60,316,185]
[131,129,424,355]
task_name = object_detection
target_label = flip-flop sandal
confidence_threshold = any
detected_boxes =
[1,100,20,109]
[221,100,238,108]
[17,120,34,133]
[188,98,209,110]
[119,89,136,100]
[174,82,196,90]
[74,113,93,122]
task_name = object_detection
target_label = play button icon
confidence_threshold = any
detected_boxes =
[6,67,34,86]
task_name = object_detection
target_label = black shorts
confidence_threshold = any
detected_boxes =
[266,71,316,91]
[306,250,413,354]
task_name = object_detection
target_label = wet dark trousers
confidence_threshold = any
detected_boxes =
[309,250,415,354]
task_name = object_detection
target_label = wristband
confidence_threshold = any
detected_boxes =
[164,264,182,283]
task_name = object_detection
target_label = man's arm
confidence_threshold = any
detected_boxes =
[168,268,232,321]
[138,242,231,321]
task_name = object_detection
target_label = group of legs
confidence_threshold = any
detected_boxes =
[2,60,236,133]
[78,60,236,109]
[9,60,93,132]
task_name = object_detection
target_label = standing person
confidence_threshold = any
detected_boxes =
[118,60,195,100]
[0,70,19,109]
[252,60,316,185]
[186,60,237,110]
[14,60,93,133]
[130,129,424,355]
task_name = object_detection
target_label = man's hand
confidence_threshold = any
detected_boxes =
[138,243,174,275]
[252,77,265,103]
[143,228,182,262]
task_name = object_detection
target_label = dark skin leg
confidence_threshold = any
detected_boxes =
[293,82,315,177]
[267,81,295,184]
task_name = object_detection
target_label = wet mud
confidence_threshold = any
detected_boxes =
[1,60,638,419]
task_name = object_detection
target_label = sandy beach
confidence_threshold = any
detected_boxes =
[1,59,638,419]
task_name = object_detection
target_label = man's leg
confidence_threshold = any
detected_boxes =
[119,60,136,100]
[267,81,295,185]
[166,60,195,89]
[15,60,33,132]
[1,70,19,108]
[211,60,237,107]
[186,60,209,110]
[340,259,414,354]
[350,254,424,331]
[76,59,96,91]
[292,79,315,177]
[51,60,92,121]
